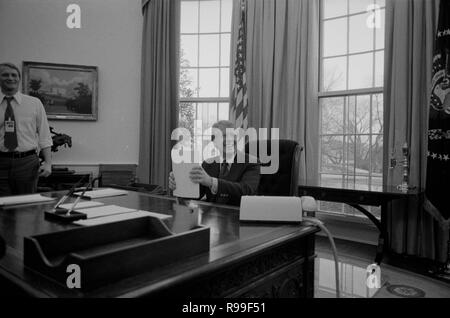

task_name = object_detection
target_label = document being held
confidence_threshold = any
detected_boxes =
[172,162,200,199]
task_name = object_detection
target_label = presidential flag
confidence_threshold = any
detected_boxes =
[230,0,248,130]
[425,0,450,222]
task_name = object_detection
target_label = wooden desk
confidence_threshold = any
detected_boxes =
[0,191,318,298]
[298,180,423,264]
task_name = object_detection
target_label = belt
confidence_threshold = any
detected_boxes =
[0,150,37,158]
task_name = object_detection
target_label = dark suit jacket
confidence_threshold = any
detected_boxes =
[199,152,260,206]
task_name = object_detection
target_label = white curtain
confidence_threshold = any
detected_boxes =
[383,0,447,262]
[230,0,320,181]
[138,0,180,189]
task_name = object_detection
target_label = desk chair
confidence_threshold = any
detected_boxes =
[245,139,303,196]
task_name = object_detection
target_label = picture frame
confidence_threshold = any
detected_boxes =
[22,61,98,121]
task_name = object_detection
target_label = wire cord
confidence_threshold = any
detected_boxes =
[303,216,341,298]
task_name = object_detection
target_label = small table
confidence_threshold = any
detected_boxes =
[38,171,92,191]
[298,180,423,264]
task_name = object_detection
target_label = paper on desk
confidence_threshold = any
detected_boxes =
[172,162,200,198]
[74,188,128,199]
[59,201,104,210]
[136,210,172,220]
[73,210,172,226]
[75,205,136,219]
[0,194,55,206]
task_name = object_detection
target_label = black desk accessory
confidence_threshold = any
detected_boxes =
[44,175,91,223]
[0,234,5,260]
[24,216,210,291]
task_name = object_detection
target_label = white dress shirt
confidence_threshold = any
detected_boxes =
[0,92,53,152]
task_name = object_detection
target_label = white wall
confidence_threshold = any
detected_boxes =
[0,0,142,167]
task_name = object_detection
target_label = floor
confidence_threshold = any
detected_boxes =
[314,236,450,298]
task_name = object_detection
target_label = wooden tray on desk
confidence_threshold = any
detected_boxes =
[23,217,210,291]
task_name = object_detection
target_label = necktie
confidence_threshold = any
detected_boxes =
[4,97,18,151]
[219,160,230,177]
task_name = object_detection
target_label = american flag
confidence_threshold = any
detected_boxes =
[231,0,248,129]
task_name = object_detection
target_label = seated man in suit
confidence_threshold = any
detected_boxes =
[169,120,260,206]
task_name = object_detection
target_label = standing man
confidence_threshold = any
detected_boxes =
[0,63,52,196]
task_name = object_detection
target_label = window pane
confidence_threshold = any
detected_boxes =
[371,134,383,174]
[344,134,355,172]
[198,68,220,97]
[322,57,347,91]
[323,18,347,57]
[349,0,374,14]
[218,103,229,120]
[180,68,198,98]
[221,33,231,66]
[375,9,385,49]
[348,53,373,89]
[346,95,356,134]
[321,97,344,134]
[375,51,384,87]
[319,200,344,213]
[323,0,347,19]
[199,34,220,66]
[349,13,373,53]
[197,103,220,130]
[355,95,371,134]
[200,0,220,33]
[181,1,198,33]
[221,0,233,32]
[179,102,196,133]
[376,0,385,7]
[320,174,345,188]
[372,94,383,134]
[321,136,344,173]
[220,68,230,97]
[354,175,369,190]
[355,135,370,175]
[181,35,198,67]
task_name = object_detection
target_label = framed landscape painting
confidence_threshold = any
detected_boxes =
[22,61,98,121]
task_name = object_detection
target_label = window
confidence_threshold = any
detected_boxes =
[179,0,233,137]
[319,0,385,218]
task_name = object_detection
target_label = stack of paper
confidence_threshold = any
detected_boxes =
[0,194,55,206]
[74,211,171,226]
[59,201,104,210]
[73,188,128,199]
[75,205,136,219]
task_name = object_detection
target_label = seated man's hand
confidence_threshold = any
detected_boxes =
[168,171,176,190]
[189,166,213,188]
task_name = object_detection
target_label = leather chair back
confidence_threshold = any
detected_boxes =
[245,139,302,196]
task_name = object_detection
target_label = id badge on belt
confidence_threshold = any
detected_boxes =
[5,120,15,133]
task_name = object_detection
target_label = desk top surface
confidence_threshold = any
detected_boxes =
[0,191,317,297]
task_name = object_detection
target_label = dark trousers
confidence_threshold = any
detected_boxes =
[0,154,40,196]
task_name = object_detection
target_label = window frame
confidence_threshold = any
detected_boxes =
[179,0,232,130]
[317,0,385,219]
